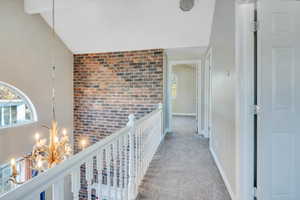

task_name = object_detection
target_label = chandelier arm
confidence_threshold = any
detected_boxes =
[42,125,50,129]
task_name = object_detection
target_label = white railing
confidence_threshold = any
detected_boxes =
[0,103,163,200]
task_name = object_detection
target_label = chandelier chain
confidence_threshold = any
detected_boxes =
[51,0,56,121]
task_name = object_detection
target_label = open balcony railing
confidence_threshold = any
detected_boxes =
[0,103,163,200]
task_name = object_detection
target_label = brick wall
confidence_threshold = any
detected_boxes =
[74,49,164,153]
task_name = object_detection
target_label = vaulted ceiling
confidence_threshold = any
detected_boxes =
[25,0,216,54]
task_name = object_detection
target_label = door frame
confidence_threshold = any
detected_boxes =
[166,59,202,133]
[203,48,213,139]
[235,1,256,200]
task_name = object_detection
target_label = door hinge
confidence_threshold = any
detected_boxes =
[254,105,260,115]
[252,21,260,32]
[253,187,258,199]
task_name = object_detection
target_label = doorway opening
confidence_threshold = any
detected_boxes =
[164,47,206,135]
[171,64,197,117]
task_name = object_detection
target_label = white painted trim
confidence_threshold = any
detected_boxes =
[0,81,38,125]
[166,58,173,132]
[203,48,212,139]
[0,81,38,121]
[163,52,169,134]
[210,146,237,200]
[235,2,255,200]
[166,59,202,134]
[168,59,202,65]
[164,128,172,135]
[196,59,204,135]
[172,113,196,117]
[0,121,37,131]
[201,129,208,137]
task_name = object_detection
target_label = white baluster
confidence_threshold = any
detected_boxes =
[113,140,118,200]
[71,166,81,200]
[127,114,135,200]
[97,149,103,200]
[119,135,124,200]
[123,134,128,200]
[143,126,147,177]
[134,128,138,195]
[52,177,64,200]
[138,128,142,185]
[93,154,99,199]
[139,128,141,182]
[86,157,93,200]
[107,145,112,199]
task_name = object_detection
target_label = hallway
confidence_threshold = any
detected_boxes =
[138,116,231,200]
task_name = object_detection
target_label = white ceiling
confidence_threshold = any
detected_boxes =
[25,0,216,54]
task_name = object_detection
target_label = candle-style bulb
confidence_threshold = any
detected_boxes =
[11,158,16,166]
[54,136,59,143]
[80,139,87,149]
[37,159,43,169]
[62,129,67,136]
[35,133,40,141]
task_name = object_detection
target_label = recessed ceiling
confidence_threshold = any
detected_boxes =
[25,0,216,54]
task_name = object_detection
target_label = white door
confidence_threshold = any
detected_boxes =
[258,0,300,199]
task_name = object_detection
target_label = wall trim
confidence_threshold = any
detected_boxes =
[172,113,196,117]
[166,59,202,134]
[210,146,236,200]
[235,2,255,200]
[203,48,213,140]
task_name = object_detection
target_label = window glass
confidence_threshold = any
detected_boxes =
[3,107,10,126]
[11,106,17,124]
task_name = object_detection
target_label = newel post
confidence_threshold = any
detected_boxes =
[127,114,136,200]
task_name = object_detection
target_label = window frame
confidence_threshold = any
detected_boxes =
[0,81,37,130]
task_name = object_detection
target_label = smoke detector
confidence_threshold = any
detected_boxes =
[180,0,195,12]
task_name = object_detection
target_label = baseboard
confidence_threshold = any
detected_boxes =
[164,128,172,136]
[201,129,209,138]
[165,128,172,133]
[172,113,196,117]
[210,147,236,200]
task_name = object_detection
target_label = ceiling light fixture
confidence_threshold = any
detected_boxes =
[9,0,72,185]
[180,0,195,12]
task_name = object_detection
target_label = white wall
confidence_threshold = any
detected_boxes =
[0,0,73,165]
[207,0,237,198]
[172,64,196,114]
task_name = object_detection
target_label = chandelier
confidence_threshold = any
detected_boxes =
[10,0,72,185]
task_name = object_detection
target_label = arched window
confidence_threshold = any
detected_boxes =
[0,82,37,128]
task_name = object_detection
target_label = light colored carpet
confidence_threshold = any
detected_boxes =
[137,116,231,200]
